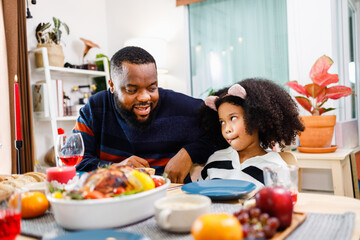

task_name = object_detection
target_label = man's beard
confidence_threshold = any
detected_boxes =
[113,92,160,130]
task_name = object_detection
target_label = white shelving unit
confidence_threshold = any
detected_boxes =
[30,47,110,151]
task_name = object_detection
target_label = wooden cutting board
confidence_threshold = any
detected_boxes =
[271,212,307,240]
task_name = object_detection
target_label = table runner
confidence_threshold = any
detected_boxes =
[18,204,355,240]
[286,212,355,240]
[24,203,240,240]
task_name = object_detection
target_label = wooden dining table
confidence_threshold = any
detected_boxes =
[17,184,360,240]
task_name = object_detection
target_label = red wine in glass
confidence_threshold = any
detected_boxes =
[290,191,298,205]
[0,209,21,240]
[59,155,84,166]
[56,133,84,167]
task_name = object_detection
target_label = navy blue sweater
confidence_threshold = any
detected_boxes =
[74,88,216,176]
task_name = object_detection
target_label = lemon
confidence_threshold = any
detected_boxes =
[131,170,155,191]
[127,174,143,192]
[52,192,63,199]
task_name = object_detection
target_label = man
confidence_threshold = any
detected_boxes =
[73,46,216,183]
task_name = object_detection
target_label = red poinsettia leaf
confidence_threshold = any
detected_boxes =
[295,96,312,113]
[311,73,339,88]
[325,86,354,99]
[310,55,333,79]
[304,83,324,98]
[286,81,309,97]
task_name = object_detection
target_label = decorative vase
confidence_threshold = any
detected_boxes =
[298,115,337,148]
[35,43,65,68]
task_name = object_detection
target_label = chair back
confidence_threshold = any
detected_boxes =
[278,151,302,191]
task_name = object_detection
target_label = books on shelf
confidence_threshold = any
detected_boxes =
[55,79,64,117]
[33,79,82,119]
[48,79,64,117]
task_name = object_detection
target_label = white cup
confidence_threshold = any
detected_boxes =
[154,194,211,232]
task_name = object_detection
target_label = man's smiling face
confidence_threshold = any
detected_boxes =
[114,62,159,123]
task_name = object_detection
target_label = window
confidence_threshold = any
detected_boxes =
[188,0,289,98]
[348,3,357,119]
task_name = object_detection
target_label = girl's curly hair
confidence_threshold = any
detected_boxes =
[198,78,305,150]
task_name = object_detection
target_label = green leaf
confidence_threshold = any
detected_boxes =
[68,192,85,200]
[319,107,336,115]
[62,23,70,35]
[53,17,60,29]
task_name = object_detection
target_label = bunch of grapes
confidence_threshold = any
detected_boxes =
[233,207,280,239]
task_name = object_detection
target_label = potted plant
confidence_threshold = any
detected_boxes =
[35,17,70,67]
[286,55,354,151]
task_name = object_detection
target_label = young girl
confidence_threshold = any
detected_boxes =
[198,78,304,189]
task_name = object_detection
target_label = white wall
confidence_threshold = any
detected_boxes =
[105,0,190,94]
[287,0,336,117]
[27,0,109,66]
[287,0,339,192]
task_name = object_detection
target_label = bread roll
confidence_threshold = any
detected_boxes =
[137,168,156,175]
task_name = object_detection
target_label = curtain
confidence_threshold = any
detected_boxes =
[188,0,289,98]
[0,1,11,174]
[2,0,34,173]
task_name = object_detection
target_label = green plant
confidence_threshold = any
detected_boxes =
[35,17,69,45]
[286,55,354,116]
[94,54,110,93]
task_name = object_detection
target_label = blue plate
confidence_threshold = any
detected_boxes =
[51,230,150,240]
[182,179,256,200]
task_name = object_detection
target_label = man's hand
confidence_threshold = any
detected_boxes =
[164,148,193,183]
[114,155,150,168]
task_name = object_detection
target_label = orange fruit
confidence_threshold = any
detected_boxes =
[21,192,49,218]
[191,213,243,240]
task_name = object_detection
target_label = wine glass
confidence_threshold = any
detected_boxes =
[263,165,299,205]
[0,191,22,240]
[56,132,84,167]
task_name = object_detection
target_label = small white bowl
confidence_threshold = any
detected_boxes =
[47,176,170,230]
[154,194,211,232]
[21,182,46,194]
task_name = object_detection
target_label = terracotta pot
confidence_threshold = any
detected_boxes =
[35,43,65,68]
[299,115,336,148]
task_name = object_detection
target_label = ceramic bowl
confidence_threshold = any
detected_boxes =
[47,176,170,230]
[21,182,46,194]
[154,194,211,232]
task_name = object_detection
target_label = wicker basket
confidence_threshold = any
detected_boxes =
[35,43,65,68]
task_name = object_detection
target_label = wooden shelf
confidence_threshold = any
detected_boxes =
[35,116,78,121]
[34,66,107,78]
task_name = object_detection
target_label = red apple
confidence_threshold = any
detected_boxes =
[254,186,293,229]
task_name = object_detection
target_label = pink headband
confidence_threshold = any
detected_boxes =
[205,84,247,111]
